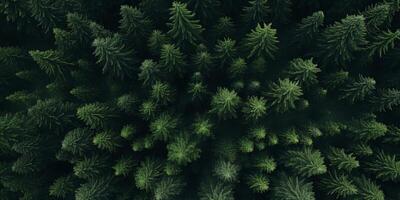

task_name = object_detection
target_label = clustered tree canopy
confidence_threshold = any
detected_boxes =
[1,0,400,199]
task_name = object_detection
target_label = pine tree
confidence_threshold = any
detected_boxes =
[92,35,135,79]
[160,44,186,75]
[366,151,400,181]
[49,175,76,198]
[214,38,237,65]
[286,58,320,86]
[283,148,327,177]
[148,30,169,56]
[167,134,201,165]
[363,3,392,31]
[242,0,269,25]
[368,29,400,57]
[135,158,162,191]
[198,180,234,200]
[153,176,184,200]
[244,23,278,59]
[294,11,324,43]
[150,81,175,105]
[348,118,388,141]
[167,1,203,47]
[29,50,73,78]
[318,15,367,64]
[271,174,315,200]
[210,87,241,119]
[76,103,116,129]
[73,155,107,179]
[266,79,303,112]
[340,75,376,103]
[119,5,152,39]
[326,147,359,171]
[373,88,400,111]
[113,156,136,176]
[242,96,267,120]
[29,0,61,31]
[247,173,269,193]
[75,176,113,200]
[93,130,122,152]
[213,160,240,182]
[320,172,358,199]
[354,176,385,200]
[150,113,179,141]
[61,128,94,155]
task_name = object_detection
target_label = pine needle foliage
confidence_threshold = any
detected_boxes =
[2,1,400,199]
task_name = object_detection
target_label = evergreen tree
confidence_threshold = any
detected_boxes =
[271,174,315,200]
[320,172,358,199]
[243,23,278,59]
[167,1,203,47]
[318,15,367,64]
[210,87,241,119]
[340,75,376,103]
[366,151,400,181]
[29,50,73,78]
[266,79,303,112]
[294,11,324,43]
[286,58,320,86]
[92,35,135,79]
[368,29,400,57]
[283,147,327,177]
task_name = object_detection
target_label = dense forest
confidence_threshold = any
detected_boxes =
[1,0,400,199]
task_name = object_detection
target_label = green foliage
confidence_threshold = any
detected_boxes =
[210,87,241,119]
[242,96,267,120]
[283,148,327,177]
[266,78,303,112]
[286,58,320,86]
[214,38,237,64]
[49,175,76,198]
[318,15,367,64]
[73,155,107,179]
[150,81,175,105]
[92,35,135,79]
[119,5,152,39]
[75,176,113,200]
[366,151,400,181]
[139,59,160,86]
[341,75,376,103]
[244,23,278,59]
[213,160,239,182]
[29,50,72,78]
[135,158,162,191]
[167,134,201,165]
[348,118,388,141]
[326,147,359,172]
[271,174,315,200]
[113,156,136,176]
[2,1,400,199]
[150,113,178,141]
[294,11,324,43]
[354,176,385,200]
[368,29,400,57]
[198,180,234,200]
[62,128,94,155]
[93,130,122,152]
[167,1,203,47]
[373,88,400,111]
[247,173,269,193]
[160,44,186,74]
[320,172,358,198]
[242,0,269,25]
[153,176,184,200]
